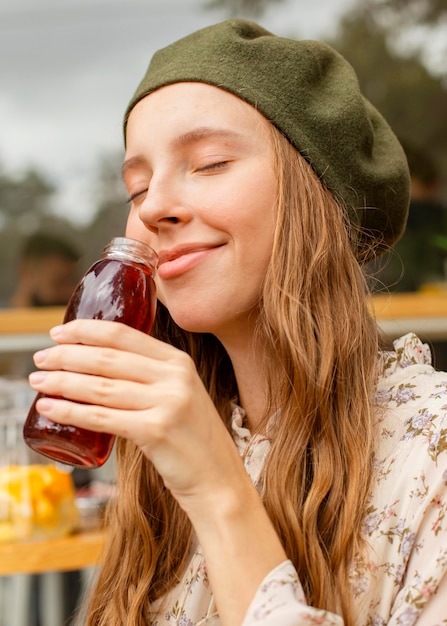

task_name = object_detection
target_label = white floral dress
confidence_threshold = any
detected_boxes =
[152,334,447,625]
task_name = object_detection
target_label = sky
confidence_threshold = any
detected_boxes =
[0,0,361,224]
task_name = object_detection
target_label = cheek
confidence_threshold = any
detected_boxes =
[240,188,277,250]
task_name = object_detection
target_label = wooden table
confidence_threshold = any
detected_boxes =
[0,307,65,335]
[373,292,447,340]
[0,529,105,576]
[0,306,64,353]
[373,291,447,319]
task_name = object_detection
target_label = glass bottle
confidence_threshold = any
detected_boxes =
[23,237,158,469]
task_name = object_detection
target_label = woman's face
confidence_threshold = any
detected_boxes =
[124,82,277,340]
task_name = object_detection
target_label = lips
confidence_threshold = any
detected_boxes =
[157,243,223,279]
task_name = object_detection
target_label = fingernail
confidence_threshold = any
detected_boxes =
[29,371,47,385]
[50,325,64,339]
[36,397,54,412]
[33,350,48,365]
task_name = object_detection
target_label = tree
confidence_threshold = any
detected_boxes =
[207,0,447,25]
[369,0,447,25]
[204,0,285,17]
[0,167,54,231]
[78,152,129,271]
[349,0,447,80]
[328,8,447,192]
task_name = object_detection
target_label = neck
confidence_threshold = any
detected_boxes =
[217,322,270,432]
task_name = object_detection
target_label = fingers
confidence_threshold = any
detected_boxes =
[33,395,146,441]
[50,319,174,359]
[33,342,162,383]
[32,319,189,382]
[29,327,198,416]
[29,369,161,410]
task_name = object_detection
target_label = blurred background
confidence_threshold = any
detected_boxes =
[0,0,446,301]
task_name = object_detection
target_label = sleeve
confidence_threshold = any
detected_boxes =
[386,444,447,625]
[241,561,344,626]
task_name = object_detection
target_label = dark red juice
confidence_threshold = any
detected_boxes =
[23,238,157,469]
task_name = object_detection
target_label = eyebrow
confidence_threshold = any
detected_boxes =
[174,126,244,147]
[122,155,146,179]
[122,126,245,178]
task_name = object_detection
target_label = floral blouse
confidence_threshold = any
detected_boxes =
[152,334,447,625]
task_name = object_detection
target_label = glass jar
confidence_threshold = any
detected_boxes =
[23,237,158,469]
[0,377,79,542]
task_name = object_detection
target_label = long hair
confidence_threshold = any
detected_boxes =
[82,127,378,626]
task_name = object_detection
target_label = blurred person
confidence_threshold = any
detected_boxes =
[370,142,447,370]
[403,141,447,290]
[10,231,81,308]
[2,232,81,378]
[371,141,447,293]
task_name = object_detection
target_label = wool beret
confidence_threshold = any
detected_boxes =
[124,19,410,258]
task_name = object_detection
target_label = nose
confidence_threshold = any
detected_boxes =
[138,176,192,235]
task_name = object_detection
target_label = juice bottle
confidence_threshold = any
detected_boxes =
[23,237,158,469]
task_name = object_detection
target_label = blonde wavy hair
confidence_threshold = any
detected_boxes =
[81,126,379,626]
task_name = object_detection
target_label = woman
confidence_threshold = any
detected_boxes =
[28,20,447,626]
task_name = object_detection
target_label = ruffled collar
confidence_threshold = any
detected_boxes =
[230,404,271,488]
[377,332,432,380]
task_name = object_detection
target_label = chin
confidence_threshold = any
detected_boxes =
[167,305,229,335]
[171,316,219,335]
[159,296,220,334]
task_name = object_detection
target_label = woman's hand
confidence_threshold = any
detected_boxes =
[29,318,288,626]
[28,319,248,514]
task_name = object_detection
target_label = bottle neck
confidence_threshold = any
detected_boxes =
[101,237,158,274]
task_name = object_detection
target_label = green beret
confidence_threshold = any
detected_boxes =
[124,19,410,258]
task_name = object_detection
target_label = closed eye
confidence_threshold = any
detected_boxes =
[126,189,148,204]
[197,161,230,173]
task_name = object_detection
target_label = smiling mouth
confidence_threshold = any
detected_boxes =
[158,242,224,264]
[157,244,223,279]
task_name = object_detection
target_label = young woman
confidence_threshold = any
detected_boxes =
[28,19,447,626]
